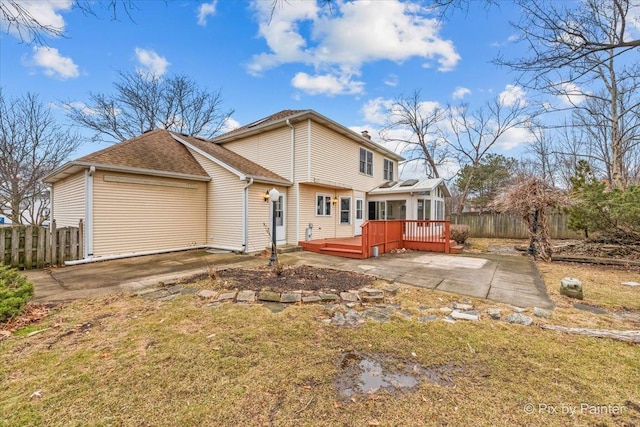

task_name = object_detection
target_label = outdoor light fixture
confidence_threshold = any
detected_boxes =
[262,190,270,202]
[332,197,338,205]
[268,188,280,266]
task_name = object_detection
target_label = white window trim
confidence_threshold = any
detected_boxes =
[339,196,351,225]
[316,193,332,217]
[359,147,373,176]
[383,158,394,181]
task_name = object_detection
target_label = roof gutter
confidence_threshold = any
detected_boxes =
[242,177,254,253]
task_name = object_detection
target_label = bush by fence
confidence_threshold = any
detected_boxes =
[0,220,83,269]
[449,213,581,239]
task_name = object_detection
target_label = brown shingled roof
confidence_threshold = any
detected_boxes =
[77,129,209,177]
[171,132,290,185]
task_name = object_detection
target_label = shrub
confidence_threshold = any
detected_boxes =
[0,264,34,323]
[450,224,470,244]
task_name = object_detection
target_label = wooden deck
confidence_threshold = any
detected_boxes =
[299,220,462,259]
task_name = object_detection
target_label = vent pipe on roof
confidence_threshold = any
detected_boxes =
[361,130,371,140]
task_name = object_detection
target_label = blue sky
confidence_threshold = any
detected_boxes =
[1,0,531,177]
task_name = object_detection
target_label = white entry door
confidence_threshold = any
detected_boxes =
[274,194,286,243]
[354,198,364,236]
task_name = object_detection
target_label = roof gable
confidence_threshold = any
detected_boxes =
[170,133,291,185]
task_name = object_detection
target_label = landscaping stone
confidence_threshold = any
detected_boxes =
[331,312,346,326]
[179,288,199,295]
[396,310,413,320]
[280,292,301,303]
[258,290,281,302]
[621,281,640,287]
[361,288,384,296]
[302,295,322,303]
[418,315,439,322]
[504,313,533,326]
[217,292,237,301]
[533,307,552,318]
[363,308,392,322]
[383,284,400,294]
[236,290,256,303]
[361,294,384,303]
[318,292,340,302]
[452,302,473,310]
[450,310,479,321]
[167,285,184,294]
[157,294,179,302]
[439,307,453,313]
[487,308,502,320]
[560,277,584,299]
[442,317,456,324]
[262,302,287,313]
[345,309,364,327]
[196,289,217,299]
[340,292,359,303]
[510,306,527,313]
[141,290,170,300]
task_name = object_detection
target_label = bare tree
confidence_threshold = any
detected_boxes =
[498,0,640,189]
[446,95,533,213]
[65,71,234,143]
[1,1,138,45]
[0,91,82,225]
[492,175,571,261]
[380,90,448,179]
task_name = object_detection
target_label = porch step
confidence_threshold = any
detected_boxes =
[266,244,303,254]
[319,247,365,259]
[450,243,464,254]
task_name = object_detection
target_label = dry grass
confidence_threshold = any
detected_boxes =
[1,287,639,426]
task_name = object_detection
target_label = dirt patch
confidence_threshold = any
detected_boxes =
[213,265,376,293]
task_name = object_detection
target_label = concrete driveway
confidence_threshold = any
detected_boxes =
[25,249,553,309]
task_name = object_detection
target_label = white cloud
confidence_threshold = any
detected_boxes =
[361,97,394,125]
[135,48,170,78]
[197,1,217,26]
[556,82,586,106]
[1,0,72,41]
[495,126,536,150]
[498,84,527,107]
[452,86,471,100]
[31,46,79,79]
[220,116,241,133]
[384,74,399,87]
[249,0,460,96]
[292,71,364,96]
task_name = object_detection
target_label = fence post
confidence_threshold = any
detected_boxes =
[37,227,46,268]
[50,220,57,265]
[58,228,66,264]
[25,225,33,269]
[0,227,5,265]
[11,226,20,267]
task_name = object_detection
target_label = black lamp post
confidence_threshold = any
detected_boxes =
[268,188,280,266]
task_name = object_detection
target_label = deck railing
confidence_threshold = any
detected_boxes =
[361,220,451,257]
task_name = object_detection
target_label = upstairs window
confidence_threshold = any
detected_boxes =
[359,148,373,176]
[383,158,394,181]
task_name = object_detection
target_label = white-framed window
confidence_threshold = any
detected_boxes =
[417,199,431,220]
[359,148,373,176]
[340,197,351,224]
[316,194,332,216]
[383,158,394,181]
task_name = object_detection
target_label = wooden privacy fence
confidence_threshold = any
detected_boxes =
[449,213,581,239]
[0,220,83,270]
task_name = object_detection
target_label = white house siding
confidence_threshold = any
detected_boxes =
[309,123,396,191]
[221,126,294,180]
[92,171,206,257]
[52,171,85,228]
[297,184,359,241]
[188,150,245,250]
[247,183,290,252]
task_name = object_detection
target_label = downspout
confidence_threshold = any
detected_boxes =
[85,166,95,258]
[48,184,53,232]
[286,119,298,243]
[242,177,254,253]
